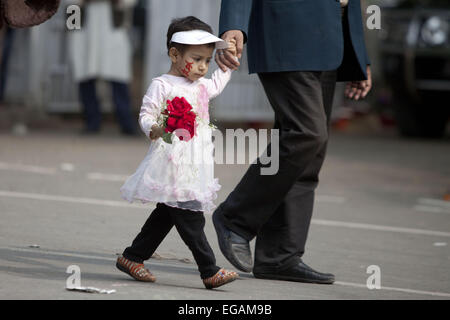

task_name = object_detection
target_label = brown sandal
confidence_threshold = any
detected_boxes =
[116,255,156,282]
[203,268,239,289]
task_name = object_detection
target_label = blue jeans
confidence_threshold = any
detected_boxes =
[79,79,136,133]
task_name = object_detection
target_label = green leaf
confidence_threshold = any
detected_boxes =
[162,132,173,144]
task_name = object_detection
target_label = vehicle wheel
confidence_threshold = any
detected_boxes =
[394,97,449,138]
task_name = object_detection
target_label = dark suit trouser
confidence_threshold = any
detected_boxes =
[216,71,337,273]
[122,202,220,279]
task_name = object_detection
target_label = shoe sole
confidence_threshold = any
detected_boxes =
[253,272,335,284]
[116,261,155,282]
[212,211,253,273]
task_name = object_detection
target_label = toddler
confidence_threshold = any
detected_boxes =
[117,16,238,289]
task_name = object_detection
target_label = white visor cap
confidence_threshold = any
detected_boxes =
[170,30,228,50]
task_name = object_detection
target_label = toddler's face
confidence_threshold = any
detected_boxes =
[172,45,215,82]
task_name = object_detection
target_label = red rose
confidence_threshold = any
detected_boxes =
[167,97,192,114]
[163,97,197,141]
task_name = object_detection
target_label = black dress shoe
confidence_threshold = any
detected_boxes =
[253,260,335,284]
[212,210,253,272]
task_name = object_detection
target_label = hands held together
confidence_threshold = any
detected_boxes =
[215,30,244,72]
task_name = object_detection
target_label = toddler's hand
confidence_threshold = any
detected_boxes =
[150,124,164,140]
[226,39,237,57]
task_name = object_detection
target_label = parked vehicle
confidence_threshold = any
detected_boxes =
[378,0,450,137]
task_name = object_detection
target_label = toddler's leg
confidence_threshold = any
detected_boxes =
[164,203,238,288]
[164,204,220,279]
[123,203,173,263]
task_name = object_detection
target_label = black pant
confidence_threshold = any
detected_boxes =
[123,202,220,279]
[216,71,337,273]
[78,78,136,133]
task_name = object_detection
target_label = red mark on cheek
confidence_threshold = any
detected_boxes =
[181,60,194,77]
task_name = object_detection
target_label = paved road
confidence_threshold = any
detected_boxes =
[0,126,449,300]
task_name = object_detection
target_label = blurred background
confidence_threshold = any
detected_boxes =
[0,0,449,138]
[0,1,449,299]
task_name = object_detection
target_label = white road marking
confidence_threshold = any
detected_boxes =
[60,163,75,172]
[414,198,450,214]
[2,246,449,298]
[418,198,450,209]
[0,247,182,268]
[0,162,56,175]
[312,219,450,238]
[1,160,446,216]
[86,172,128,182]
[1,190,449,238]
[0,160,348,204]
[433,242,447,247]
[414,205,450,214]
[0,161,131,182]
[0,190,145,209]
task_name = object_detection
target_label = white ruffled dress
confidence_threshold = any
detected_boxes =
[120,69,232,213]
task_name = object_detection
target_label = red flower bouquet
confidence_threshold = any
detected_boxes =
[161,97,197,144]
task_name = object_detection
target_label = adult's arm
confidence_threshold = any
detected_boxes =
[346,2,372,100]
[216,0,252,71]
[218,0,252,40]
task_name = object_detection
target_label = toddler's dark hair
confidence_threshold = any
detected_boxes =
[166,16,215,55]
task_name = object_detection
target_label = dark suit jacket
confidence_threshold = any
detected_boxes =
[219,0,370,81]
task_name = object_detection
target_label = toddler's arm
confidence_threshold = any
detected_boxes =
[139,79,168,140]
[203,40,238,99]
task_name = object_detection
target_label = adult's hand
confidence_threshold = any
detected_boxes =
[345,65,373,100]
[215,30,244,72]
